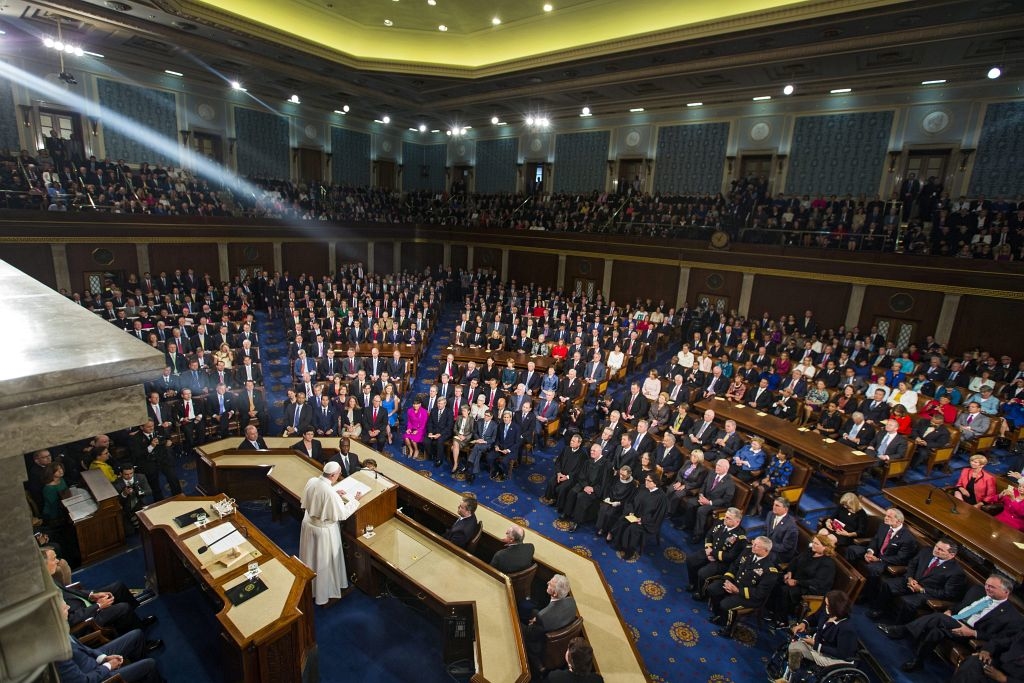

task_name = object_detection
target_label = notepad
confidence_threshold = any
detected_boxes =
[734,404,745,409]
[851,450,867,456]
[756,412,768,417]
[823,438,836,444]
[714,396,725,401]
[797,427,809,432]
[625,513,641,524]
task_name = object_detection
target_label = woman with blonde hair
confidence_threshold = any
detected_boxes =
[951,454,999,507]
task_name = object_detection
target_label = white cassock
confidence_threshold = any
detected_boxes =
[299,475,359,605]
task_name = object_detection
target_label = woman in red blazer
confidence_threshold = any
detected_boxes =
[952,454,999,507]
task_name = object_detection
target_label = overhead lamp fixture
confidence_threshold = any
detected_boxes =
[165,69,184,77]
[629,107,644,112]
[430,129,440,133]
[783,84,795,95]
[384,19,393,26]
[752,95,771,101]
[382,115,391,124]
[987,66,1002,79]
[288,94,300,103]
[830,88,852,94]
[492,17,501,25]
[231,80,244,90]
[418,124,427,132]
[921,79,946,85]
[496,121,508,126]
[463,125,472,130]
[686,102,703,107]
[334,110,346,115]
[525,116,534,125]
[342,105,350,113]
[491,116,499,124]
[543,3,553,11]
[580,106,591,116]
[83,51,104,59]
[438,24,448,31]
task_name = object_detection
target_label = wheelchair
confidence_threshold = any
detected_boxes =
[765,639,871,683]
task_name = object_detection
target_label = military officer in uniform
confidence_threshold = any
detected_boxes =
[706,535,779,636]
[687,507,747,599]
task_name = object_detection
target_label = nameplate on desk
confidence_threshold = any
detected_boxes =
[851,450,867,456]
[226,577,268,606]
[173,507,210,528]
[797,427,810,432]
[822,438,836,444]
[734,404,745,409]
[756,412,768,417]
[713,396,725,401]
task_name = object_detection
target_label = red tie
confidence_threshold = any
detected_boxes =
[923,558,938,576]
[373,408,378,421]
[880,528,893,554]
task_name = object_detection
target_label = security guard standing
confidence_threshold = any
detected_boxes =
[706,535,779,636]
[687,506,747,599]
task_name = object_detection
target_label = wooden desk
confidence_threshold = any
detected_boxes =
[884,483,1024,583]
[331,341,423,369]
[137,497,316,683]
[355,515,528,683]
[440,346,559,373]
[194,438,649,682]
[695,398,875,496]
[70,469,126,564]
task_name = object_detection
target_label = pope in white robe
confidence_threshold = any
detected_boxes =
[299,460,361,605]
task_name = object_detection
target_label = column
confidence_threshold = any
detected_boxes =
[602,259,613,298]
[467,245,475,271]
[367,241,375,273]
[556,254,567,290]
[935,293,962,345]
[501,248,509,282]
[393,241,402,274]
[443,243,451,270]
[676,266,691,308]
[217,244,230,283]
[135,244,151,279]
[328,241,337,274]
[272,241,283,273]
[845,284,866,330]
[50,244,71,293]
[738,272,755,318]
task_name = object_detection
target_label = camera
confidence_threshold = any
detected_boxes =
[58,72,77,85]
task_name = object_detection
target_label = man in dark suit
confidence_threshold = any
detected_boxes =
[490,410,521,481]
[837,412,876,449]
[770,388,799,421]
[311,395,337,437]
[131,420,181,502]
[706,419,743,461]
[208,384,236,439]
[845,507,919,583]
[330,437,362,477]
[424,396,454,467]
[950,628,1024,683]
[865,418,909,462]
[652,432,682,480]
[465,410,498,484]
[629,419,657,458]
[909,413,952,469]
[744,378,774,409]
[443,495,480,549]
[283,392,314,438]
[238,425,268,450]
[621,382,650,423]
[701,366,729,399]
[860,388,892,425]
[523,574,578,675]
[114,463,152,527]
[490,524,535,573]
[879,574,1024,671]
[521,362,542,395]
[362,394,389,450]
[677,458,735,542]
[55,618,162,683]
[871,538,968,624]
[763,497,799,563]
[687,409,718,451]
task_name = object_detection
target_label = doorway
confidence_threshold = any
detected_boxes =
[573,278,597,300]
[377,160,396,190]
[617,158,645,195]
[873,317,918,351]
[737,155,772,194]
[193,132,223,164]
[526,162,544,194]
[452,164,472,194]
[296,148,323,183]
[38,107,85,169]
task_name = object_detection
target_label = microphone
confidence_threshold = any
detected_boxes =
[925,487,934,505]
[198,527,237,554]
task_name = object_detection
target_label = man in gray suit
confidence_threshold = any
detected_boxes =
[955,402,990,442]
[490,525,535,574]
[465,409,498,484]
[523,574,578,675]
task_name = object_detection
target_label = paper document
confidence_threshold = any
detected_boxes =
[199,522,245,555]
[66,499,98,521]
[335,475,372,499]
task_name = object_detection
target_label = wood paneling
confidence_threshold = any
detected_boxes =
[611,261,679,305]
[687,267,742,311]
[227,243,272,280]
[400,242,443,274]
[148,244,218,280]
[336,240,368,268]
[4,245,56,289]
[950,296,1024,358]
[564,255,604,295]
[509,250,557,289]
[450,244,468,271]
[66,243,139,293]
[475,247,501,271]
[282,242,329,276]
[372,241,393,275]
[858,286,943,340]
[748,276,851,331]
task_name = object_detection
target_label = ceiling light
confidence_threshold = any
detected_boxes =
[419,124,427,132]
[491,116,499,124]
[543,3,553,10]
[783,84,794,95]
[83,51,104,59]
[43,37,55,48]
[752,95,771,101]
[165,70,184,77]
[492,17,501,25]
[438,24,448,31]
[921,79,946,85]
[384,19,393,26]
[580,106,591,116]
[342,105,350,113]
[53,41,65,51]
[830,88,852,94]
[686,102,703,107]
[461,127,468,134]
[374,119,385,124]
[231,80,243,90]
[430,129,440,133]
[539,118,549,126]
[496,122,507,126]
[408,127,418,132]
[988,66,1002,79]
[629,107,644,112]
[463,125,472,130]
[382,115,391,124]
[73,47,84,56]
[288,94,300,103]
[526,116,535,125]
[334,110,346,115]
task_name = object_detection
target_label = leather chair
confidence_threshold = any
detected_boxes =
[540,616,584,672]
[506,563,538,604]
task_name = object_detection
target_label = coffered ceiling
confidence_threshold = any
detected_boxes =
[2,0,1023,131]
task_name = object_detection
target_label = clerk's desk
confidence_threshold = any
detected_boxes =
[196,437,650,682]
[136,496,316,683]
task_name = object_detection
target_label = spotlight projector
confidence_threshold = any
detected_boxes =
[58,72,78,85]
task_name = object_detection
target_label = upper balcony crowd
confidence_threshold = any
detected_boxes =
[3,147,1023,261]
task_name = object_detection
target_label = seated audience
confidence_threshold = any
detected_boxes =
[443,495,479,549]
[775,590,857,683]
[951,455,999,508]
[490,524,535,574]
[870,538,967,624]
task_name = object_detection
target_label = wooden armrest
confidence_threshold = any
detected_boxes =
[852,538,871,546]
[885,565,908,576]
[925,598,954,611]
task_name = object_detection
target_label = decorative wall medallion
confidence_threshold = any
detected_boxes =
[92,248,114,266]
[382,140,393,153]
[304,124,317,140]
[530,138,543,153]
[750,121,771,141]
[706,273,724,290]
[197,103,215,121]
[625,130,641,148]
[922,110,950,135]
[243,245,260,261]
[889,292,915,313]
[456,144,467,157]
[577,259,591,275]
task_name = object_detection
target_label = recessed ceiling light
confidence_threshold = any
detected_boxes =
[43,37,55,48]
[491,116,499,124]
[288,94,300,103]
[430,129,440,133]
[543,3,553,11]
[374,119,385,124]
[438,24,448,31]
[382,115,391,124]
[446,130,453,136]
[492,17,501,25]
[921,79,947,85]
[418,124,427,132]
[164,69,183,77]
[342,105,350,113]
[580,106,591,116]
[526,116,535,125]
[752,95,771,101]
[783,84,795,95]
[231,81,244,90]
[334,110,346,115]
[83,51,104,58]
[463,125,472,130]
[830,88,852,94]
[496,122,507,126]
[629,107,644,112]
[988,66,1002,79]
[461,127,468,134]
[686,102,703,107]
[384,19,393,26]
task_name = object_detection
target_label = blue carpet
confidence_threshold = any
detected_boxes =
[71,303,1021,683]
